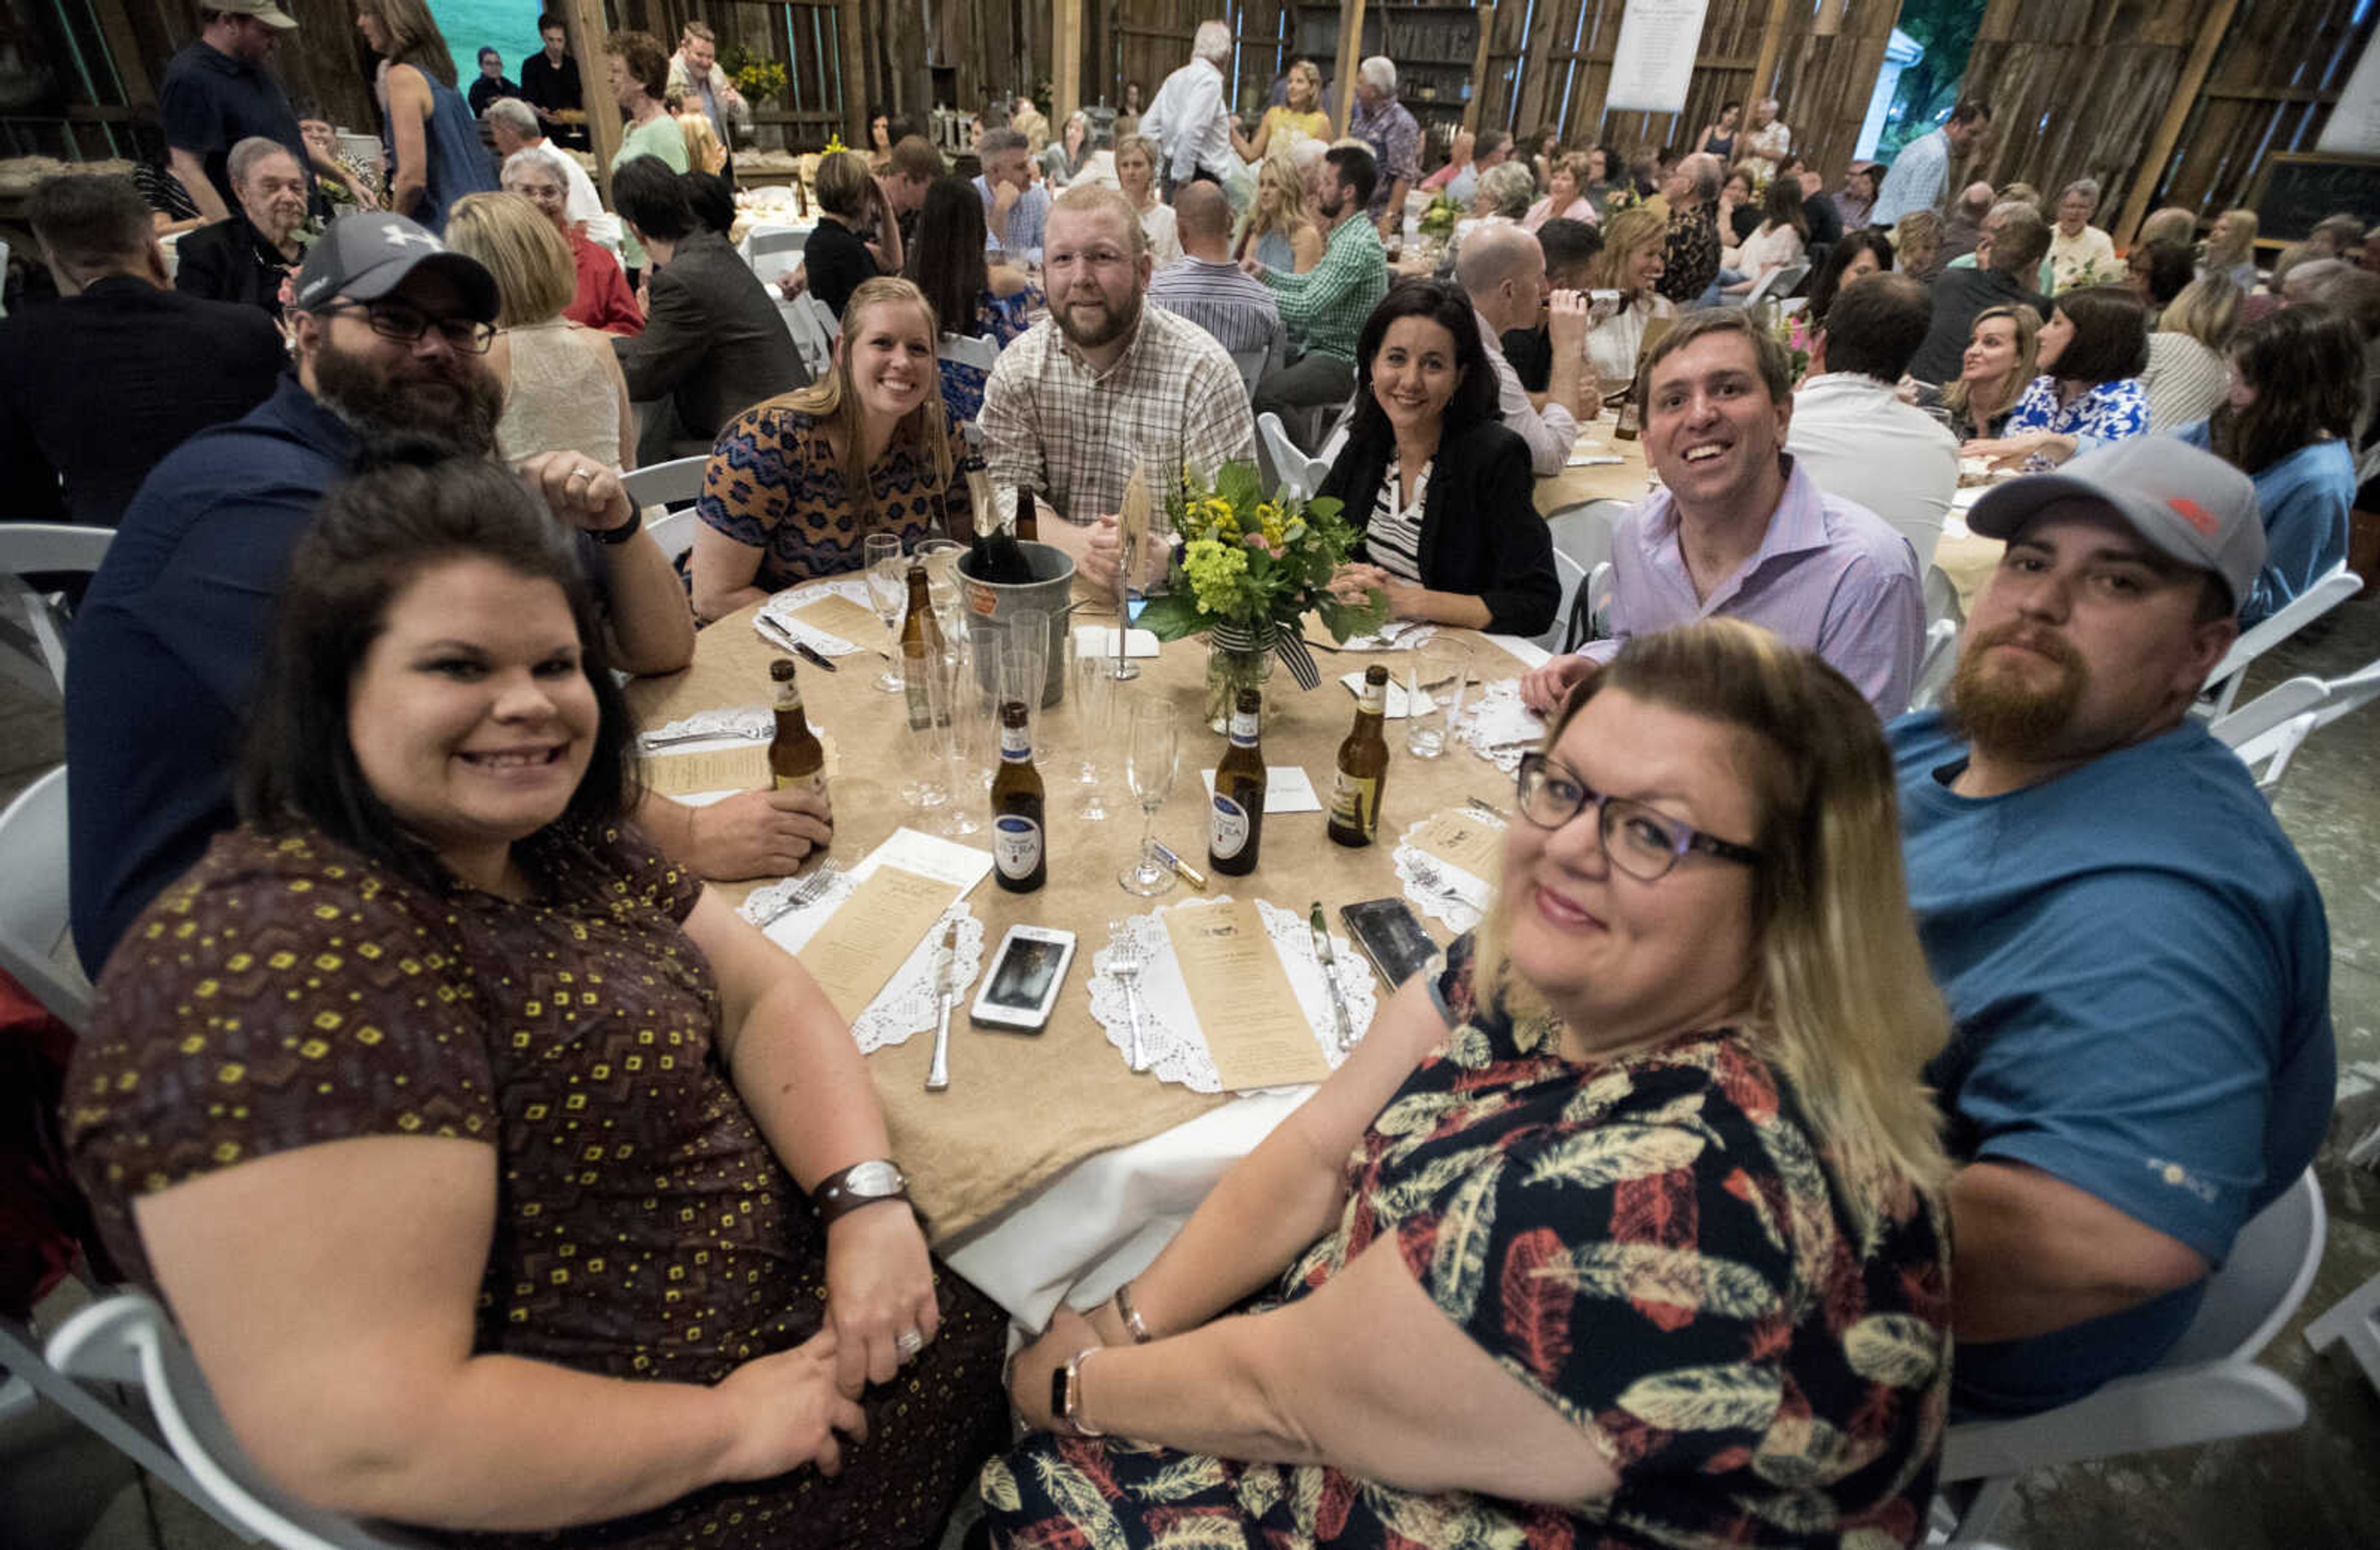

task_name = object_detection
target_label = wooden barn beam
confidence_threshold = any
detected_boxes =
[2114,0,2239,250]
[838,0,867,143]
[1463,4,1497,133]
[558,0,620,204]
[1748,0,1798,105]
[1054,0,1084,126]
[1334,0,1369,136]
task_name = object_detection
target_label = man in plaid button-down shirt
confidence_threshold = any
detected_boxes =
[979,185,1256,592]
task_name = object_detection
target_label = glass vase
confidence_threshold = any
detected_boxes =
[1204,623,1276,733]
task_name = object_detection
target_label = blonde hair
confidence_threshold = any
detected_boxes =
[442,191,574,327]
[1470,620,1952,1222]
[1587,205,1667,291]
[1941,303,2040,421]
[1113,134,1158,180]
[813,149,874,221]
[2161,273,2241,352]
[770,277,956,527]
[1245,149,1314,246]
[675,108,726,176]
[2206,208,2259,266]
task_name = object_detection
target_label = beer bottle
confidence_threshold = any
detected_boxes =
[1328,665,1391,848]
[1014,485,1039,546]
[1209,687,1266,876]
[767,659,827,796]
[1612,362,1642,441]
[899,558,942,730]
[990,700,1047,892]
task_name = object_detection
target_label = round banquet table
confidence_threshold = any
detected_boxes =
[623,579,1552,1323]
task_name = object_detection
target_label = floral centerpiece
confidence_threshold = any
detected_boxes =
[1766,304,1813,384]
[1417,193,1461,238]
[1135,460,1385,729]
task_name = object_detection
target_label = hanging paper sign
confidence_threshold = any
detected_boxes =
[1606,0,1712,117]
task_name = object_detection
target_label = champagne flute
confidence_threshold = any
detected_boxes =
[919,537,966,635]
[863,532,907,694]
[1071,643,1114,819]
[1117,698,1178,896]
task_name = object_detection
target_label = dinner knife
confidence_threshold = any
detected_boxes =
[1310,900,1355,1055]
[924,917,960,1092]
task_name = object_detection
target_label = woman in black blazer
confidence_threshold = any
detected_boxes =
[1316,280,1560,638]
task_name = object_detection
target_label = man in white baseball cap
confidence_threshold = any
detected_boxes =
[1889,436,2335,1417]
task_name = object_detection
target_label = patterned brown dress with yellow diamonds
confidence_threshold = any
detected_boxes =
[65,821,1008,1549]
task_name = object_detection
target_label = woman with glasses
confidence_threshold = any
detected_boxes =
[989,619,1954,1550]
[67,452,1010,1549]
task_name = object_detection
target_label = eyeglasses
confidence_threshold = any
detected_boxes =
[316,301,497,354]
[1514,751,1762,881]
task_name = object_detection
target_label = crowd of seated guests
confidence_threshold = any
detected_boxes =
[15,49,2380,1550]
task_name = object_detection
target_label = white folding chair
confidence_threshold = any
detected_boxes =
[2308,1266,2380,1398]
[937,332,1001,374]
[743,225,807,278]
[2197,562,2361,718]
[1256,412,1331,500]
[645,509,699,566]
[0,521,114,700]
[45,1292,439,1549]
[0,765,89,1029]
[1737,262,1809,310]
[806,293,840,343]
[2228,711,2319,796]
[1911,564,1965,711]
[1536,549,1586,655]
[618,454,709,511]
[2210,672,2326,749]
[778,298,832,379]
[1933,1169,2325,1545]
[1228,345,1267,397]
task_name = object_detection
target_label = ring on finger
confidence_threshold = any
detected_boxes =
[895,1329,925,1358]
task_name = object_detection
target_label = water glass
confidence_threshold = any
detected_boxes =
[863,533,907,695]
[1118,698,1179,896]
[1406,638,1471,759]
[918,538,967,635]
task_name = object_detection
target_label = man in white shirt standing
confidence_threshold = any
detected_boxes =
[1872,99,1994,228]
[1453,221,1592,476]
[485,97,601,225]
[1140,20,1236,195]
[1785,272,1957,566]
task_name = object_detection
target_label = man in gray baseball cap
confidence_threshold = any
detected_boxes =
[1888,435,2333,1418]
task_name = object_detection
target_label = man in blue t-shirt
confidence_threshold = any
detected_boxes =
[1890,436,2334,1417]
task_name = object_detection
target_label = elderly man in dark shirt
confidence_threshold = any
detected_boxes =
[174,135,309,320]
[0,172,283,530]
[1657,152,1724,307]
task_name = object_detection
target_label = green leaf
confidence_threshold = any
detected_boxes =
[1135,591,1206,641]
[1315,591,1388,643]
[1216,459,1263,509]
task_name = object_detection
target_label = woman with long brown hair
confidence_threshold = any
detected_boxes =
[2178,303,2363,625]
[353,0,496,232]
[691,276,979,622]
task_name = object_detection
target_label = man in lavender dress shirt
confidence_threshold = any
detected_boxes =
[1521,309,1923,717]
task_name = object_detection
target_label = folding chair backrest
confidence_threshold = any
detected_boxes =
[0,522,114,697]
[745,227,808,272]
[2201,563,2360,716]
[0,767,90,1028]
[2210,674,2325,749]
[1539,549,1586,655]
[2230,711,2317,796]
[619,454,710,511]
[937,332,1001,374]
[806,293,840,342]
[1229,346,1267,397]
[778,299,832,379]
[1257,412,1316,499]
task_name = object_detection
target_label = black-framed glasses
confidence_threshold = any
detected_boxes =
[315,301,496,354]
[1514,751,1763,881]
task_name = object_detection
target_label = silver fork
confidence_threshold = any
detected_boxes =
[1110,934,1148,1073]
[756,860,844,926]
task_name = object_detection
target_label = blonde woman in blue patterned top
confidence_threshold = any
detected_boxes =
[692,276,979,624]
[989,620,1954,1550]
[68,453,1009,1549]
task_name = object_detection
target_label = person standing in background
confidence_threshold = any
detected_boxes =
[604,30,691,281]
[668,21,749,185]
[1140,20,1237,195]
[159,1,377,223]
[519,14,586,149]
[467,46,520,117]
[1349,56,1421,238]
[1740,99,1791,180]
[354,0,498,236]
[1873,101,1994,229]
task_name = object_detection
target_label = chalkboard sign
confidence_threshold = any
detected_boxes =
[2250,153,2380,245]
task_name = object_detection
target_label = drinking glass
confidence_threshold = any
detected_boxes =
[900,645,953,811]
[1406,637,1471,758]
[957,620,1008,797]
[863,533,907,694]
[1070,642,1116,819]
[1118,698,1179,896]
[925,645,982,836]
[1005,607,1051,734]
[919,537,967,636]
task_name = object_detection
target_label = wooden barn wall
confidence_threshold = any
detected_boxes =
[2159,0,2375,221]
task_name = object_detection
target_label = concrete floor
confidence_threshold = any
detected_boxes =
[3,604,2378,1549]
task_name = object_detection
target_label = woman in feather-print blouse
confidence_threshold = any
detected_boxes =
[985,620,1955,1550]
[692,276,979,624]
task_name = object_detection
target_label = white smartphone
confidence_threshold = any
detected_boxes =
[969,924,1077,1033]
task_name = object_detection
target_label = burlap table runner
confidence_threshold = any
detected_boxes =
[625,582,1535,1243]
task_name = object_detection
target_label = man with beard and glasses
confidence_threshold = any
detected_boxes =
[1519,307,1921,718]
[66,213,706,974]
[978,185,1256,592]
[1890,436,2333,1419]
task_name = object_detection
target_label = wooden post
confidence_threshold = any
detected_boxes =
[558,0,620,205]
[1463,4,1496,133]
[839,0,868,144]
[90,0,152,106]
[1334,0,1368,138]
[1747,0,1798,107]
[1054,0,1084,129]
[2114,0,2239,250]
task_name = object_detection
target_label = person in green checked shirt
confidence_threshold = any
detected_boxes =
[1246,144,1390,451]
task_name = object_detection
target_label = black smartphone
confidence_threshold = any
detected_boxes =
[1340,898,1438,990]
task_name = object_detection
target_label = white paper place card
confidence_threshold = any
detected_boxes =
[1467,689,1545,750]
[1199,765,1322,814]
[853,826,995,895]
[1073,624,1159,658]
